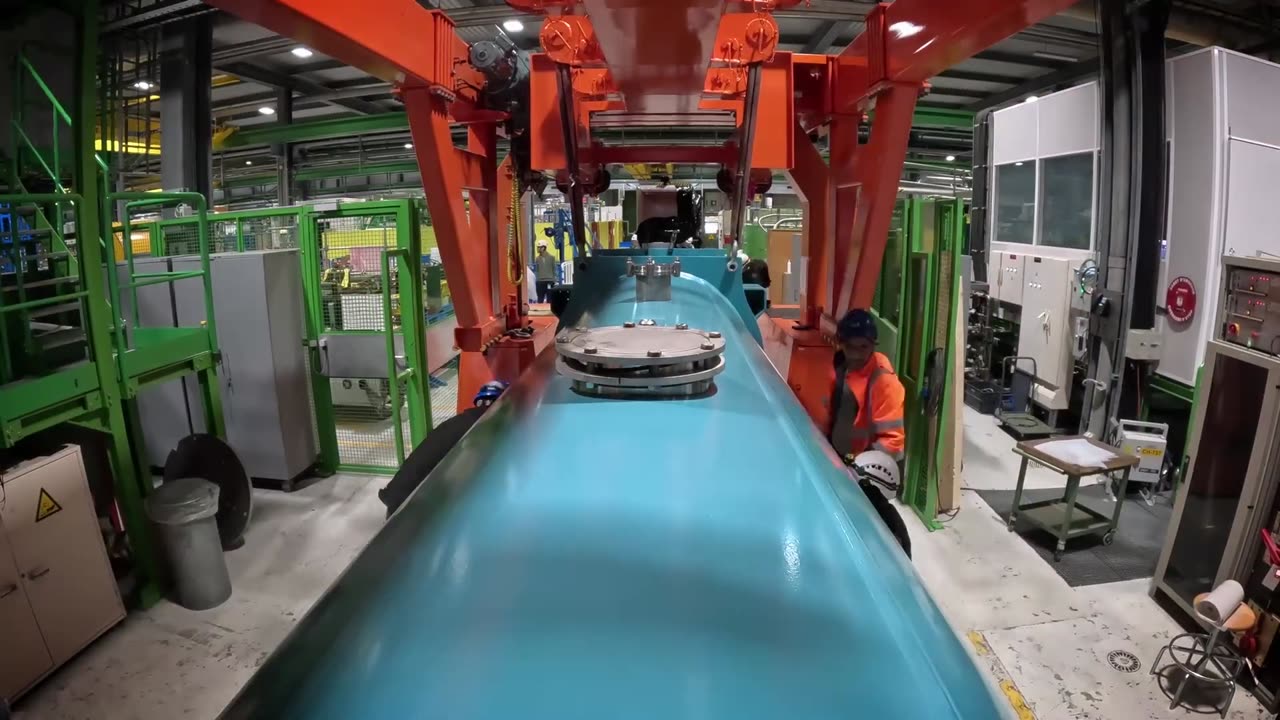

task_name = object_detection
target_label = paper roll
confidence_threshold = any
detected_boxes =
[1195,580,1245,625]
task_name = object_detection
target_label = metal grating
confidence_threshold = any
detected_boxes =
[160,220,237,256]
[331,377,395,468]
[242,215,299,251]
[317,216,395,332]
[430,356,460,424]
[318,214,405,470]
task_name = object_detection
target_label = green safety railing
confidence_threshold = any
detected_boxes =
[382,247,415,465]
[107,191,218,362]
[0,192,86,384]
[9,51,111,277]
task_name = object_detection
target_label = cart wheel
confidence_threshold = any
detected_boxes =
[1053,550,1064,562]
[1102,529,1117,546]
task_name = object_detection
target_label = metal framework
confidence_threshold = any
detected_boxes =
[0,2,228,606]
[146,199,441,475]
[203,0,1077,414]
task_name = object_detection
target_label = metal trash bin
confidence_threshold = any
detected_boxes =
[145,477,232,610]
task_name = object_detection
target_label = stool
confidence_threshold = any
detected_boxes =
[1150,595,1256,718]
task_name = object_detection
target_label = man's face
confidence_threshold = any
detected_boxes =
[538,245,547,254]
[840,337,876,369]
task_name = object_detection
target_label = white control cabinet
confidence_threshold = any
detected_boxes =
[989,251,1026,305]
[0,446,125,702]
[1017,256,1075,409]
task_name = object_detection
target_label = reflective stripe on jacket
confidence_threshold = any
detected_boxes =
[827,351,906,462]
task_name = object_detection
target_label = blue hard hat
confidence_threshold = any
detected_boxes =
[836,309,877,342]
[474,380,509,407]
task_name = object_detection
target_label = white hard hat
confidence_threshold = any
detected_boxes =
[854,450,900,490]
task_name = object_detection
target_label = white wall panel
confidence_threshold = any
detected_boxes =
[1160,49,1221,386]
[991,102,1038,165]
[1225,51,1280,148]
[1225,139,1280,259]
[1037,82,1099,157]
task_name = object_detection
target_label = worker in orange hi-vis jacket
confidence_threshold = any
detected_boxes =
[826,308,907,466]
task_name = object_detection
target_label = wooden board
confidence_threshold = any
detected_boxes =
[766,229,801,307]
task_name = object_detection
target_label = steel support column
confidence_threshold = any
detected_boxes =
[274,87,294,206]
[785,122,830,329]
[159,15,212,199]
[836,84,918,318]
[1080,0,1171,435]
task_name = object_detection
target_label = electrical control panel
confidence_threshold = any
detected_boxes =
[1222,261,1280,354]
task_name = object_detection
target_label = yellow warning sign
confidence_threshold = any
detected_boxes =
[35,489,62,523]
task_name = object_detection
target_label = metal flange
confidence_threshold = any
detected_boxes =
[554,322,727,398]
[555,324,723,368]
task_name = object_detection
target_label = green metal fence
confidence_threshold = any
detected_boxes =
[144,200,438,476]
[311,201,432,474]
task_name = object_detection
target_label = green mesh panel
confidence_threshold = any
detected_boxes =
[317,214,407,470]
[242,215,299,251]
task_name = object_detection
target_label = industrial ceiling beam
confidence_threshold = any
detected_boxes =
[937,69,1021,85]
[973,49,1067,69]
[217,60,384,115]
[220,112,411,146]
[923,85,992,100]
[803,21,845,53]
[212,84,392,117]
[102,0,213,33]
[977,59,1100,109]
[211,36,297,64]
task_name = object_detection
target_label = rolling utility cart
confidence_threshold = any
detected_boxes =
[1006,436,1140,561]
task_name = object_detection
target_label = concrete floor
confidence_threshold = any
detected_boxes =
[13,473,388,720]
[902,408,1272,719]
[11,407,1274,719]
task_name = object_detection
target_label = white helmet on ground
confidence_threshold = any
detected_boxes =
[854,450,900,490]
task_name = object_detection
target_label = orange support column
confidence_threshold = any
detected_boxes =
[834,83,918,316]
[786,120,831,329]
[405,87,493,333]
[828,112,859,332]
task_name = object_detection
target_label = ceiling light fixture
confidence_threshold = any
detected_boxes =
[133,80,153,90]
[945,155,956,162]
[291,47,314,59]
[503,19,524,32]
[258,106,276,115]
[404,143,414,149]
[245,160,253,166]
[1024,95,1039,103]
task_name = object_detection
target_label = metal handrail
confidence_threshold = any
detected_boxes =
[0,193,84,383]
[381,247,413,465]
[108,192,217,358]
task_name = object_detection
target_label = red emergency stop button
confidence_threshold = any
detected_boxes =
[1229,323,1240,336]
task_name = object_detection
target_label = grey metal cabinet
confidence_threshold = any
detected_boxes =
[172,250,316,482]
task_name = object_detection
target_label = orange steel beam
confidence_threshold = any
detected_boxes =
[205,0,1081,424]
[784,121,830,330]
[838,0,1078,109]
[207,0,528,402]
[585,146,735,165]
[204,0,483,114]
